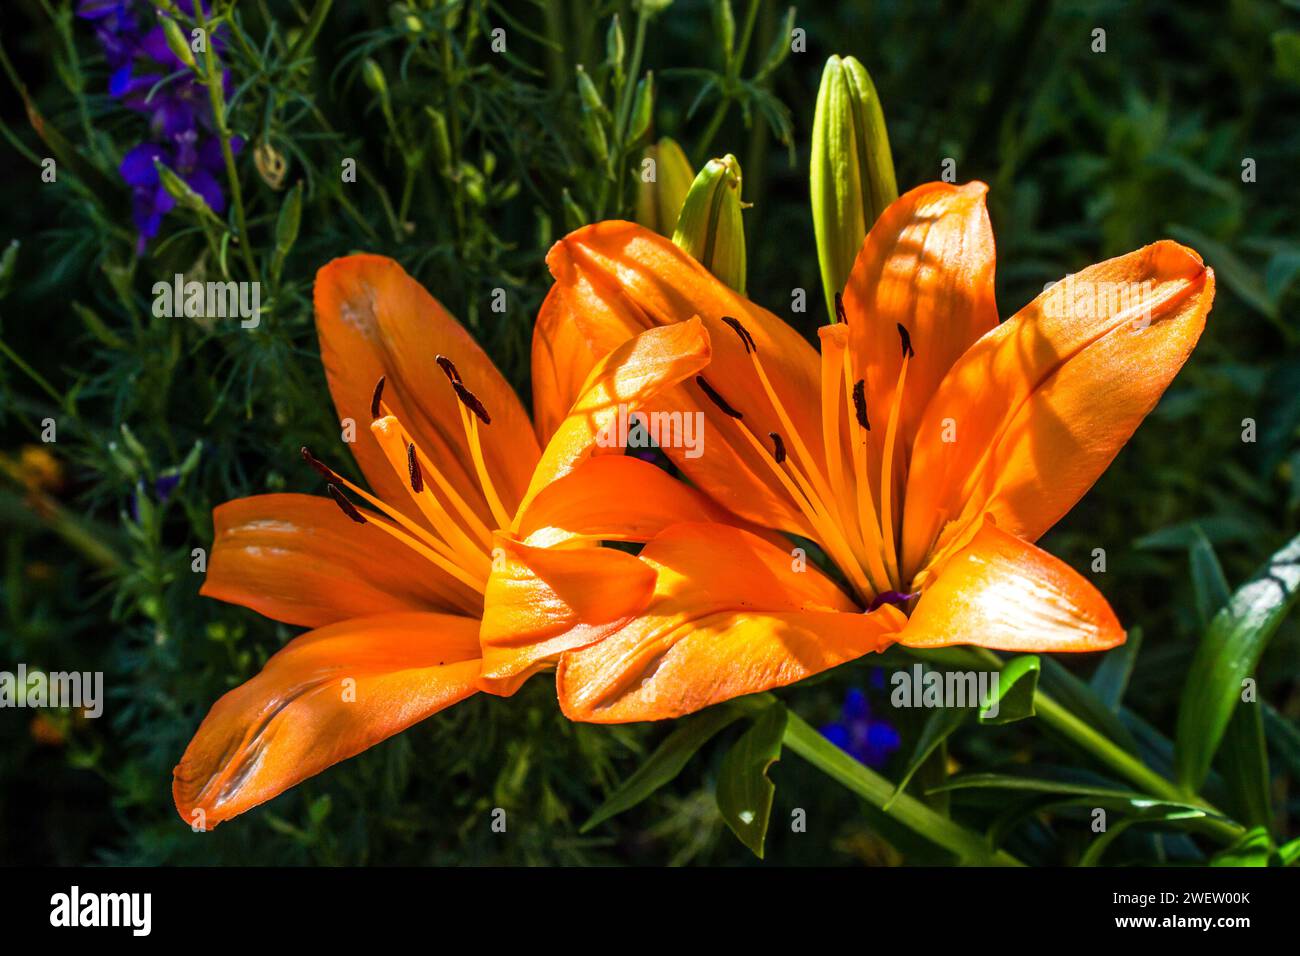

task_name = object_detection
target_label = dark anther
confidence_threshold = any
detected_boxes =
[436,354,490,423]
[896,323,914,359]
[435,354,462,384]
[301,446,341,483]
[720,315,756,354]
[834,291,847,325]
[768,431,787,464]
[852,379,870,431]
[327,483,366,524]
[452,382,491,424]
[695,375,744,420]
[370,375,386,419]
[407,442,423,493]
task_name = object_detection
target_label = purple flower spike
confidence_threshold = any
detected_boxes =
[79,0,236,251]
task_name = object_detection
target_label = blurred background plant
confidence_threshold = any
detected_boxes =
[0,0,1298,865]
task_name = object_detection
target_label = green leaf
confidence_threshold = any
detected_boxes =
[581,703,743,832]
[1091,627,1142,711]
[979,655,1039,724]
[1280,836,1300,866]
[1217,700,1272,829]
[1188,527,1231,628]
[930,774,1216,817]
[1175,532,1300,791]
[1210,826,1277,867]
[716,702,788,858]
[1039,658,1141,754]
[1079,807,1208,867]
[885,706,968,810]
[1262,703,1300,780]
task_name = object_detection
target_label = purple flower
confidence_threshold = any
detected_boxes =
[821,684,901,769]
[78,0,239,251]
[128,472,182,523]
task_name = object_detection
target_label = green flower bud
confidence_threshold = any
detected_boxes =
[271,181,303,282]
[424,107,452,176]
[162,17,196,70]
[672,153,747,294]
[153,158,214,218]
[635,136,693,236]
[606,14,625,72]
[810,54,898,322]
[626,72,654,146]
[575,66,610,164]
[361,58,388,99]
[575,65,606,115]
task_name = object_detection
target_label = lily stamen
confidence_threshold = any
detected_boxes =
[768,431,786,464]
[326,483,366,524]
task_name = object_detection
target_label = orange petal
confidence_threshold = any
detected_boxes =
[841,181,998,458]
[516,454,737,547]
[544,221,824,535]
[200,494,481,626]
[314,254,540,524]
[899,518,1123,652]
[516,318,711,521]
[531,279,609,446]
[554,522,905,723]
[477,534,657,696]
[902,241,1214,579]
[173,612,480,828]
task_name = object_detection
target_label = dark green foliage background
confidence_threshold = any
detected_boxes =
[1,0,1298,865]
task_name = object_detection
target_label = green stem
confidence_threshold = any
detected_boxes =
[0,337,65,410]
[962,648,1245,845]
[694,99,730,162]
[783,710,1024,865]
[614,10,648,141]
[1034,691,1244,844]
[195,3,258,281]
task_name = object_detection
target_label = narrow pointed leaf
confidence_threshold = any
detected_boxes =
[1091,627,1142,711]
[886,706,968,809]
[581,703,743,832]
[716,702,788,858]
[979,654,1039,724]
[1175,532,1300,791]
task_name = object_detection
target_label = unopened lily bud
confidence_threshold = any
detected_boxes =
[361,58,388,99]
[672,153,747,294]
[810,54,898,322]
[424,107,452,175]
[606,14,625,72]
[575,66,609,164]
[635,136,693,237]
[162,17,196,70]
[626,72,654,146]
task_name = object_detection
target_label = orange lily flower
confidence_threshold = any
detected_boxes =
[535,181,1216,723]
[173,254,724,827]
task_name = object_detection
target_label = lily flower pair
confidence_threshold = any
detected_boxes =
[175,180,1214,827]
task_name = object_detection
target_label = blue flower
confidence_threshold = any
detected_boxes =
[820,681,901,768]
[78,0,240,251]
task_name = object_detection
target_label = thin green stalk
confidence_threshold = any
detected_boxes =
[783,710,1024,865]
[614,10,648,141]
[695,0,760,162]
[0,337,66,410]
[1033,692,1244,844]
[960,648,1245,845]
[195,3,258,281]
